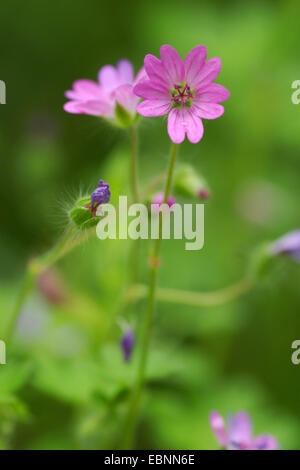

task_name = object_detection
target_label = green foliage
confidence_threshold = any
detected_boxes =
[69,197,101,230]
[174,163,209,198]
[1,0,300,450]
[0,362,32,399]
[114,102,135,128]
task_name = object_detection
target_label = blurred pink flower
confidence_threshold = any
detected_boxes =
[210,411,278,450]
[134,45,230,144]
[151,192,175,213]
[37,269,66,305]
[64,60,146,120]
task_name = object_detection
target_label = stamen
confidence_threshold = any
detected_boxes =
[171,82,193,108]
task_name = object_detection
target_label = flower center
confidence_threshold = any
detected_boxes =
[170,82,194,108]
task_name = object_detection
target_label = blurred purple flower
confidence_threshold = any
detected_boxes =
[121,329,135,362]
[210,411,278,450]
[270,229,300,262]
[86,179,111,216]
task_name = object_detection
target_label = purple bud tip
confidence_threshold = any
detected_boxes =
[90,179,111,210]
[197,188,211,200]
[121,329,135,362]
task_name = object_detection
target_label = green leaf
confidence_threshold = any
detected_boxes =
[33,357,123,405]
[0,395,30,420]
[0,362,32,399]
[81,216,100,230]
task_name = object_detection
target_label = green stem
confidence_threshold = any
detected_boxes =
[128,126,140,283]
[130,126,139,203]
[122,142,178,449]
[4,267,37,344]
[127,278,253,307]
[3,224,80,343]
[104,127,141,341]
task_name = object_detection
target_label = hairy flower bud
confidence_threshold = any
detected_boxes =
[174,164,210,200]
[69,180,110,230]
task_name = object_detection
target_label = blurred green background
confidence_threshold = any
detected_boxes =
[1,0,300,450]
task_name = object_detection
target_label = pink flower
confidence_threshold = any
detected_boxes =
[133,45,230,144]
[210,411,278,450]
[64,60,146,125]
[151,192,175,213]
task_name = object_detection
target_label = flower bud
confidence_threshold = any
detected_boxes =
[37,268,66,304]
[150,192,175,213]
[248,230,300,282]
[69,179,110,230]
[69,197,93,228]
[174,164,210,200]
[121,328,135,362]
[270,229,300,262]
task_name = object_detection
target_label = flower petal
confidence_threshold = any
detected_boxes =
[136,99,171,117]
[167,108,203,144]
[251,434,278,450]
[65,79,104,101]
[144,54,169,85]
[160,45,184,85]
[134,66,148,86]
[196,83,230,103]
[184,45,207,88]
[98,65,120,92]
[271,230,300,256]
[78,99,114,117]
[117,59,134,84]
[167,108,186,144]
[63,101,86,114]
[228,412,253,447]
[194,57,222,90]
[185,109,204,143]
[114,84,139,114]
[134,80,169,100]
[209,411,229,447]
[192,102,224,119]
